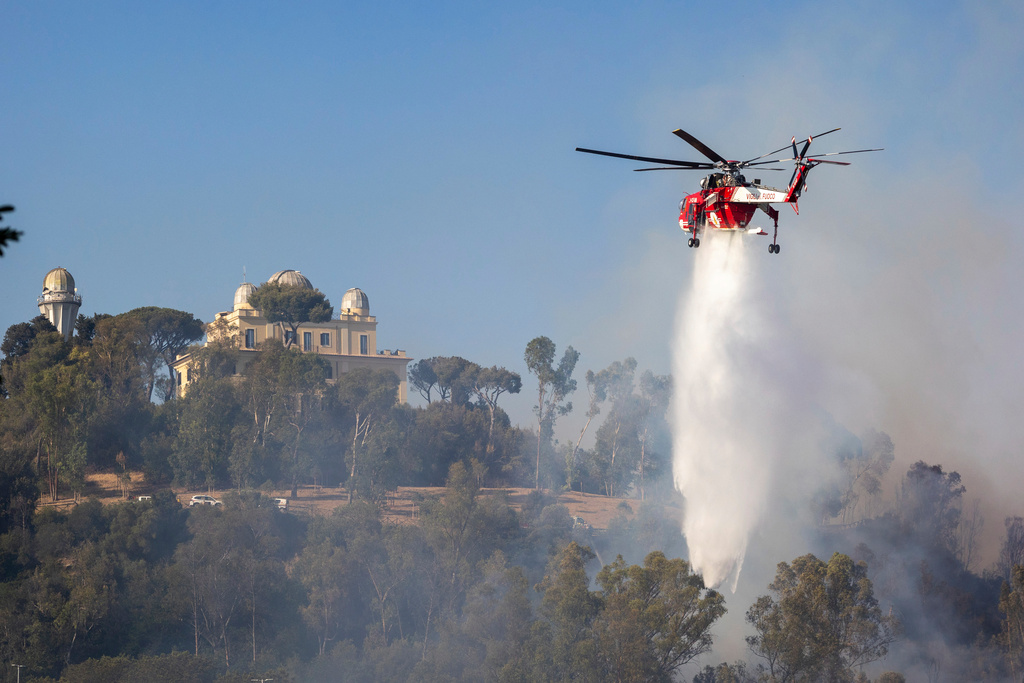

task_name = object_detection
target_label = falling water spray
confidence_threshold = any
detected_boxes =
[671,232,814,591]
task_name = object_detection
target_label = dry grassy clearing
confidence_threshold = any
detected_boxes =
[39,471,680,531]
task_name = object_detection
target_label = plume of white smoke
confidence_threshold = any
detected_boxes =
[671,231,825,591]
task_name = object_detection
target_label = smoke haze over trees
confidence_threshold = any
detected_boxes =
[1,312,1024,681]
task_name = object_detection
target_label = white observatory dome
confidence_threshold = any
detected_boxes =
[341,288,369,316]
[42,267,76,293]
[234,282,257,310]
[267,270,313,289]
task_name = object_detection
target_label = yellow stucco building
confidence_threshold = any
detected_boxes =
[172,270,410,402]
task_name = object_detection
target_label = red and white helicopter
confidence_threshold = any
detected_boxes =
[576,128,881,254]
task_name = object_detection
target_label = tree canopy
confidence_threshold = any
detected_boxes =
[247,282,333,349]
[524,336,578,489]
[123,306,205,401]
[1,315,57,360]
[595,551,726,681]
[746,552,900,683]
[0,203,19,256]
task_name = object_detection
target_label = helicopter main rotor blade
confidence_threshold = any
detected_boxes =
[632,165,789,172]
[804,127,842,145]
[747,147,883,166]
[746,158,803,166]
[805,148,884,158]
[633,166,716,172]
[575,147,711,168]
[742,127,843,165]
[672,129,727,164]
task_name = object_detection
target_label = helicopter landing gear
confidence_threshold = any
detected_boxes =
[687,237,700,248]
[769,217,780,254]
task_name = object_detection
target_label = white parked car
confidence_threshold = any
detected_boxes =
[189,494,222,507]
[273,497,288,510]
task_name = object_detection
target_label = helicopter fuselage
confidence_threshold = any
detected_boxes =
[679,175,785,236]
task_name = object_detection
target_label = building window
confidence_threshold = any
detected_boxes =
[360,334,368,355]
[285,330,297,346]
[303,331,312,351]
[326,364,333,379]
[320,332,330,347]
[245,329,255,349]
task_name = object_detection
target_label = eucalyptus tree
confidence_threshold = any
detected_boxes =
[817,427,896,525]
[532,541,602,679]
[1000,564,1024,681]
[588,358,637,497]
[2,329,95,504]
[171,377,240,490]
[565,365,611,492]
[334,367,400,499]
[0,320,61,519]
[524,336,578,490]
[594,551,726,681]
[998,517,1024,582]
[239,340,331,496]
[295,531,351,656]
[898,460,966,555]
[22,335,94,501]
[635,370,672,500]
[169,493,293,670]
[746,552,899,682]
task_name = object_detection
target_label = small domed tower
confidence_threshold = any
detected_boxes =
[341,288,370,317]
[38,267,82,341]
[234,281,257,311]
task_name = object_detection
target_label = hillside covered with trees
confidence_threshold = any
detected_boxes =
[2,306,1024,681]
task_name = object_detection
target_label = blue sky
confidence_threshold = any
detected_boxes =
[3,1,1023,485]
